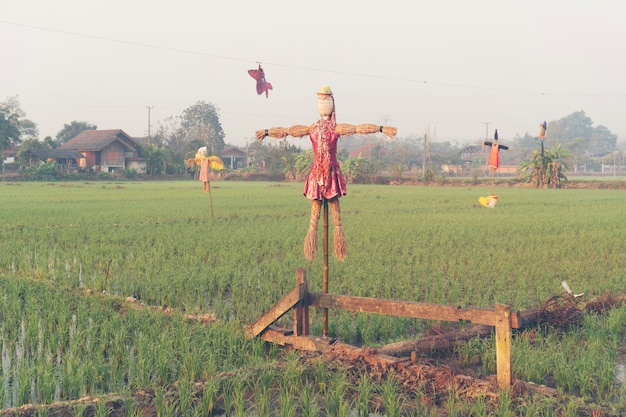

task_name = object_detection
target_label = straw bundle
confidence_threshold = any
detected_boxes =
[355,123,382,135]
[255,129,268,141]
[381,126,398,138]
[335,123,397,138]
[269,127,288,139]
[287,125,311,137]
[335,124,357,136]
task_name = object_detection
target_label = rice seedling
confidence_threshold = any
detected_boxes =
[300,383,321,417]
[176,373,194,416]
[380,376,405,417]
[199,377,219,417]
[356,373,373,417]
[277,383,298,417]
[94,398,114,417]
[496,388,515,417]
[251,378,271,417]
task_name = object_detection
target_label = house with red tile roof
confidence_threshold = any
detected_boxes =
[60,129,146,174]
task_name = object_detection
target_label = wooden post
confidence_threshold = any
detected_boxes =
[494,303,512,389]
[322,199,329,337]
[293,268,309,336]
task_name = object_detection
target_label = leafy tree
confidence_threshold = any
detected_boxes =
[55,121,97,147]
[543,111,616,157]
[0,96,37,150]
[519,143,570,188]
[180,101,225,155]
[140,144,167,175]
[0,112,20,151]
[15,138,47,166]
[340,154,378,184]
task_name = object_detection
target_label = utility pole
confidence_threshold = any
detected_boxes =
[147,106,153,144]
[483,122,491,175]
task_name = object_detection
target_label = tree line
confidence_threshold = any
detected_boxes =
[1,95,622,183]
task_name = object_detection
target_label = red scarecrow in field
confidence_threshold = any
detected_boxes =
[479,129,509,208]
[256,85,396,261]
[484,129,509,172]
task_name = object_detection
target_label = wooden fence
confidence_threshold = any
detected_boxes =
[247,268,520,389]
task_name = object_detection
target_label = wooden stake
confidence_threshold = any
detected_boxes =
[495,303,512,389]
[323,199,329,337]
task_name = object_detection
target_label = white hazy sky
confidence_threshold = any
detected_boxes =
[2,0,625,148]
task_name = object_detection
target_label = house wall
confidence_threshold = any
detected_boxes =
[126,160,147,174]
[80,152,97,168]
[102,142,132,173]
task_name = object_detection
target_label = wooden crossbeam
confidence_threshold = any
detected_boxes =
[245,286,303,338]
[308,292,519,328]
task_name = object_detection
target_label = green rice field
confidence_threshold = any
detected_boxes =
[0,180,625,416]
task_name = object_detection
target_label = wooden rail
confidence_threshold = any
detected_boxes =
[247,268,519,389]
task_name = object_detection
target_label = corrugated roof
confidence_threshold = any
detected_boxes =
[60,129,138,151]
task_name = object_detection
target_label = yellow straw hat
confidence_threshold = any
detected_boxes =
[317,85,333,95]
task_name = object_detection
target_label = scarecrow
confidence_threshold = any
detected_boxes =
[484,129,509,173]
[538,120,547,157]
[256,86,396,261]
[479,129,508,208]
[187,147,224,217]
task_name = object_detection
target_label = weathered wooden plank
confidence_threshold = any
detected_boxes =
[377,325,493,357]
[494,303,512,389]
[245,287,302,338]
[309,293,505,326]
[259,327,332,352]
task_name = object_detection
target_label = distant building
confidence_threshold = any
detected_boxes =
[25,149,86,173]
[60,129,146,174]
[220,146,247,170]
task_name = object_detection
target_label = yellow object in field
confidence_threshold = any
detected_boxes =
[478,195,498,208]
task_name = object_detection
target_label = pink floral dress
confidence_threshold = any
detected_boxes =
[303,118,347,200]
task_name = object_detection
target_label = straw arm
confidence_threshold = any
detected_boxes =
[256,123,397,141]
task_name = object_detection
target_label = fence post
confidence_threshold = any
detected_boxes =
[495,303,512,389]
[294,269,309,336]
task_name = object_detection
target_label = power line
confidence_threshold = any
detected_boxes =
[3,20,625,99]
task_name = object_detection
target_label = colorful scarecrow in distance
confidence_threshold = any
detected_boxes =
[193,146,224,193]
[256,86,397,261]
[479,129,509,208]
[538,120,547,157]
[186,147,224,218]
[484,129,509,173]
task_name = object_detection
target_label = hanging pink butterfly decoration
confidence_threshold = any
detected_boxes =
[248,64,273,98]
